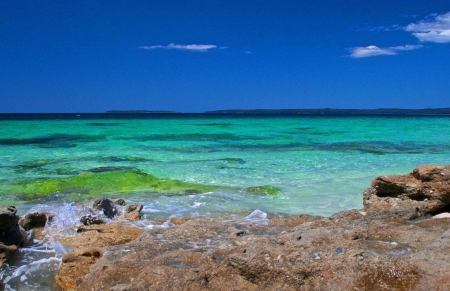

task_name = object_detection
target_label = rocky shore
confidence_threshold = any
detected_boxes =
[2,165,450,290]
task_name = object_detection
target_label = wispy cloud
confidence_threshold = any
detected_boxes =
[139,43,218,52]
[349,44,423,58]
[349,11,449,58]
[405,11,450,43]
[354,24,401,32]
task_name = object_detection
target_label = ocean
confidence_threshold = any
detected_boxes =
[1,113,449,289]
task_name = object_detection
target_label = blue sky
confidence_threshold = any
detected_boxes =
[1,0,449,113]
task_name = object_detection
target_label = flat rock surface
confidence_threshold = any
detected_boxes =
[55,223,143,291]
[64,210,450,291]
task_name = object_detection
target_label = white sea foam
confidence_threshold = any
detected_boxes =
[245,209,268,225]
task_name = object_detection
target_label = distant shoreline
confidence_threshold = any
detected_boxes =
[1,108,450,118]
[203,108,450,115]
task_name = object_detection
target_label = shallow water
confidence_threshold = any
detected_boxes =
[1,114,450,289]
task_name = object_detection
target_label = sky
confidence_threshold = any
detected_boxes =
[1,0,449,113]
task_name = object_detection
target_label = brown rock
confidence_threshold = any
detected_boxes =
[123,203,143,221]
[0,243,17,267]
[363,165,450,219]
[72,210,450,291]
[19,211,53,230]
[55,223,143,291]
[80,214,105,225]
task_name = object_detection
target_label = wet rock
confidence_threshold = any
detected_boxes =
[91,197,143,221]
[92,197,118,218]
[123,203,143,221]
[0,206,28,247]
[0,206,19,233]
[363,165,450,219]
[0,243,17,267]
[80,215,105,226]
[19,211,53,230]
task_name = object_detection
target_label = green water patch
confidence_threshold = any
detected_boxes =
[2,169,281,201]
[0,134,105,148]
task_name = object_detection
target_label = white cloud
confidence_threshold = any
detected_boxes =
[405,11,450,43]
[349,44,423,58]
[139,43,218,52]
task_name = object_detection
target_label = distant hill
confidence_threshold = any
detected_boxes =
[204,108,450,115]
[105,110,181,114]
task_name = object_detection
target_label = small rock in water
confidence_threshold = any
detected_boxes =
[92,197,117,218]
[80,215,105,226]
[19,212,53,230]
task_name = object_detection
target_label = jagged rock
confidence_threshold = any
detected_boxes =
[112,198,126,206]
[0,206,28,247]
[80,215,105,226]
[19,211,53,230]
[363,165,450,219]
[91,197,143,221]
[92,197,118,218]
[123,203,143,221]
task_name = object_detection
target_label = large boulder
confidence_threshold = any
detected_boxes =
[363,165,450,219]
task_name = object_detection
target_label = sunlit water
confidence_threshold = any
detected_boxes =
[1,114,449,289]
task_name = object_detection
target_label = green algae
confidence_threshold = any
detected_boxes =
[8,169,218,201]
[2,166,281,201]
[245,185,281,196]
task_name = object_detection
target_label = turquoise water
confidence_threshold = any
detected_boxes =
[1,114,450,289]
[1,115,449,217]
